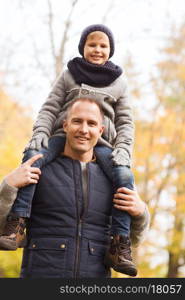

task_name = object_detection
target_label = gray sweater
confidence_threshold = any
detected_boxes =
[0,180,18,234]
[0,179,150,247]
[32,70,134,166]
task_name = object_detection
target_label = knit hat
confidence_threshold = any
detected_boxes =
[78,24,115,58]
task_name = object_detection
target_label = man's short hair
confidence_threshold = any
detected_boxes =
[65,97,104,121]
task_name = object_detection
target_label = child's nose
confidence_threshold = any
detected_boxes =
[94,45,101,52]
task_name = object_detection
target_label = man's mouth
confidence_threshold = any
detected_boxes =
[75,136,89,141]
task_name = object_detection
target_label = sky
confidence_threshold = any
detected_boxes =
[0,0,185,117]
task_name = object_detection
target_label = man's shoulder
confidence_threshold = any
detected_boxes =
[39,155,74,180]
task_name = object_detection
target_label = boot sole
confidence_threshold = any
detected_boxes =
[0,240,17,251]
[113,265,137,277]
[104,257,137,277]
[0,235,27,251]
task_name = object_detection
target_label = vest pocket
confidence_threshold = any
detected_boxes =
[88,240,107,256]
[87,240,109,276]
[26,237,68,278]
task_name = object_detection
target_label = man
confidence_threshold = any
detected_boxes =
[0,98,149,278]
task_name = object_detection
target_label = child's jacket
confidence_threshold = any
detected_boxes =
[32,70,134,166]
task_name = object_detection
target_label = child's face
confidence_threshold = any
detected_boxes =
[83,31,110,65]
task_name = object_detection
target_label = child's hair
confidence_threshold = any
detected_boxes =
[78,24,115,58]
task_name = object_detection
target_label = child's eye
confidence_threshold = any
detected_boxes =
[88,43,96,47]
[101,44,108,48]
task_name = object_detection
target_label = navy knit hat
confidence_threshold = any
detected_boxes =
[78,24,115,58]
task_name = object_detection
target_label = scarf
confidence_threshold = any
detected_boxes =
[67,57,122,87]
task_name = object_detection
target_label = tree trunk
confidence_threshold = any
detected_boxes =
[167,252,179,278]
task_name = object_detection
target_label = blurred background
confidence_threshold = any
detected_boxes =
[0,0,185,278]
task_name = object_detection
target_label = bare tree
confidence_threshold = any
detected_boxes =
[47,0,79,77]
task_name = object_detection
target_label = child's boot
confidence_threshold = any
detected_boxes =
[104,234,137,276]
[0,214,26,250]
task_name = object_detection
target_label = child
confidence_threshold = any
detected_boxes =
[0,24,136,276]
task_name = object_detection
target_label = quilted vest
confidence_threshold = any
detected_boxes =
[21,156,113,278]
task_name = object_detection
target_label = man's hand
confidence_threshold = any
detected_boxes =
[4,154,43,188]
[113,187,146,217]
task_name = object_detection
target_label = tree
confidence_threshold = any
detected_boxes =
[133,23,185,278]
[157,23,185,278]
[0,87,33,277]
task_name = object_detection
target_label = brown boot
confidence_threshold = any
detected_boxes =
[0,214,27,251]
[104,235,137,276]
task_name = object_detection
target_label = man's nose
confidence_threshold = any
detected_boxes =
[79,122,88,133]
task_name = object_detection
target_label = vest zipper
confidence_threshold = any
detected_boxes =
[74,162,90,278]
[74,218,82,278]
[73,160,83,278]
[82,163,89,218]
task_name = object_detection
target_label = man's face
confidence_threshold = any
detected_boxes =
[63,100,104,160]
[83,31,110,65]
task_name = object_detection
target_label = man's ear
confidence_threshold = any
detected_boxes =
[63,120,67,133]
[99,125,105,136]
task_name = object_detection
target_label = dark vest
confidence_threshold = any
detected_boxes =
[21,156,113,278]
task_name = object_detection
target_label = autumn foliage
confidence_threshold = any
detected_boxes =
[0,23,185,278]
[0,88,33,277]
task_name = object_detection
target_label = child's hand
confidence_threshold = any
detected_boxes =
[111,148,129,166]
[27,133,49,150]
